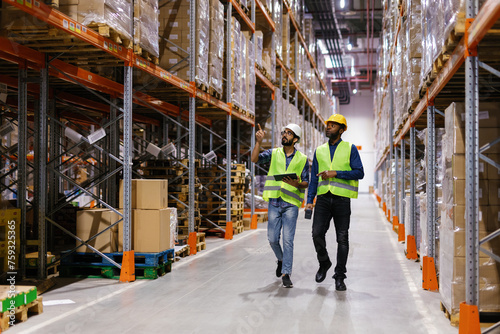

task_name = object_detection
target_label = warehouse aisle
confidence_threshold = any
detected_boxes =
[10,194,457,334]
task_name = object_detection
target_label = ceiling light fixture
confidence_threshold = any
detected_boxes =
[340,0,346,9]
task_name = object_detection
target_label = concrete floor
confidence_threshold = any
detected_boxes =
[10,194,459,334]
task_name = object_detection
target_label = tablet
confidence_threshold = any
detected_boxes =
[273,173,298,181]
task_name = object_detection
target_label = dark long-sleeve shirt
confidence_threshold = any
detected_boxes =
[307,139,364,204]
[258,148,309,208]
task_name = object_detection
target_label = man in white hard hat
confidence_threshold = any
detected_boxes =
[251,123,309,288]
[306,114,364,291]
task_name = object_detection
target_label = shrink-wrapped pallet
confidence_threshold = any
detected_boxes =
[134,0,159,57]
[230,18,242,108]
[209,0,224,96]
[240,32,248,112]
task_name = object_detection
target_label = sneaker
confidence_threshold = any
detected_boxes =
[335,277,346,291]
[276,260,282,278]
[282,274,293,288]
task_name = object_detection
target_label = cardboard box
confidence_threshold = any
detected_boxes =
[76,209,120,253]
[486,206,500,231]
[450,179,488,206]
[450,154,487,180]
[119,179,168,210]
[443,283,500,314]
[452,256,500,284]
[441,204,488,231]
[485,154,500,180]
[118,208,175,252]
[447,229,500,258]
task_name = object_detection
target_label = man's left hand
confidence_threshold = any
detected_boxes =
[317,170,337,179]
[282,176,300,188]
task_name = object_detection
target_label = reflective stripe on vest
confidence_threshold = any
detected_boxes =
[316,141,359,199]
[262,148,308,207]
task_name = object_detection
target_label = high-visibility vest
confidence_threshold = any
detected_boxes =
[316,141,359,199]
[262,148,308,207]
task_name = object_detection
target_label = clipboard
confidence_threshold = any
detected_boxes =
[273,173,298,181]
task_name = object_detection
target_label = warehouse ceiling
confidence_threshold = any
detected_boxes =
[306,0,383,104]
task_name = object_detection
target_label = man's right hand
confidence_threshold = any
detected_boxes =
[305,203,314,211]
[256,124,265,144]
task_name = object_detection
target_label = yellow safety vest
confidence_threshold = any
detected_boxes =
[262,148,308,207]
[316,141,359,199]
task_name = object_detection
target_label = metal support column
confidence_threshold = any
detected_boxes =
[226,114,232,227]
[465,0,479,305]
[427,105,436,258]
[189,0,197,233]
[17,64,27,278]
[48,97,58,251]
[410,126,416,237]
[400,138,406,227]
[176,115,182,159]
[394,143,399,223]
[122,65,133,252]
[35,57,49,279]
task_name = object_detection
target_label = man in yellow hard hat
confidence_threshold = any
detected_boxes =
[251,123,309,288]
[305,114,364,291]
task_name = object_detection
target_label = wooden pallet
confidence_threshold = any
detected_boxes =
[133,45,159,64]
[174,245,190,261]
[209,87,222,100]
[87,23,133,49]
[196,232,207,251]
[0,297,43,331]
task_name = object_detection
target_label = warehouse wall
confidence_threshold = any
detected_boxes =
[338,91,375,193]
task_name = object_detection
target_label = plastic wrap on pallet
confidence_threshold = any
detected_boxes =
[169,207,178,248]
[209,0,224,96]
[420,0,439,88]
[282,13,290,68]
[246,37,256,116]
[196,0,210,88]
[273,0,282,61]
[78,0,133,40]
[255,31,263,68]
[134,0,159,57]
[240,32,248,112]
[231,18,242,108]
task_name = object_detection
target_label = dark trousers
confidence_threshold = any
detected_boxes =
[312,193,351,279]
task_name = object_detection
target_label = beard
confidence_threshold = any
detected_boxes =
[327,129,340,141]
[282,137,293,146]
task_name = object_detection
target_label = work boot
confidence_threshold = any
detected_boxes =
[282,274,293,288]
[335,277,346,291]
[315,260,332,283]
[276,260,282,278]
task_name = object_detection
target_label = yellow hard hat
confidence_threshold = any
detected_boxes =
[325,114,347,131]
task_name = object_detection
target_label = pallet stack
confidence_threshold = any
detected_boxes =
[0,286,43,331]
[140,159,201,239]
[197,164,246,235]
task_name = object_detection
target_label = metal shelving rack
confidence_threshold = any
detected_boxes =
[373,0,500,331]
[0,0,334,282]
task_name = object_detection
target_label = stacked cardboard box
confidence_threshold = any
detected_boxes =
[59,0,133,41]
[243,32,256,117]
[134,0,160,57]
[76,209,120,253]
[282,13,290,68]
[208,0,224,96]
[158,0,209,87]
[440,102,500,318]
[230,18,242,108]
[240,32,248,111]
[116,179,176,252]
[255,31,264,69]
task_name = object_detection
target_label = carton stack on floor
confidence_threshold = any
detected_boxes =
[139,159,201,240]
[439,102,500,324]
[63,179,177,279]
[198,164,246,235]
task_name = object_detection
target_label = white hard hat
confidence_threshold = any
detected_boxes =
[282,123,302,143]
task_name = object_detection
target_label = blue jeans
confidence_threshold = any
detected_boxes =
[267,203,299,275]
